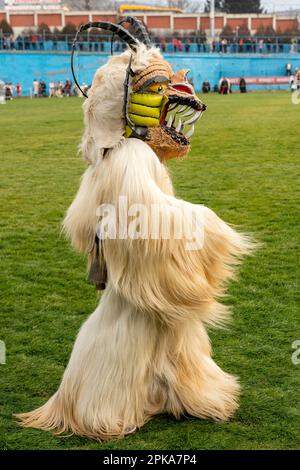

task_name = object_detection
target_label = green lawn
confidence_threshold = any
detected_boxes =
[0,92,299,450]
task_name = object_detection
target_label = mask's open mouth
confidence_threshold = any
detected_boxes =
[159,95,206,146]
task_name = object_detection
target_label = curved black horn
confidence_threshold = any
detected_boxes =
[119,16,152,48]
[76,21,138,49]
[71,21,139,98]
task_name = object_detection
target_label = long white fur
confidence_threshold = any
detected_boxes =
[17,45,253,439]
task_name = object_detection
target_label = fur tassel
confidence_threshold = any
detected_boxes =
[88,235,107,290]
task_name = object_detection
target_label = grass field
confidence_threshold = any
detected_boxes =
[0,92,299,450]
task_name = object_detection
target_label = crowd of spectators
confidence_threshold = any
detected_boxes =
[201,78,240,94]
[0,82,22,100]
[0,79,90,100]
[200,64,300,95]
[209,37,298,54]
[1,33,45,50]
[0,31,299,54]
[1,62,299,101]
[32,79,86,97]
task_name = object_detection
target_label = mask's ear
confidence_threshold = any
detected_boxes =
[171,69,190,83]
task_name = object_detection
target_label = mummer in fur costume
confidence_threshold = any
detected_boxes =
[17,17,253,439]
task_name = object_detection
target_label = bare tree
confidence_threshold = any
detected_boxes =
[204,1,224,13]
[167,0,201,13]
[205,0,263,13]
[65,0,115,10]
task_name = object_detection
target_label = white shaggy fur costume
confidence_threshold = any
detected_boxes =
[18,45,252,439]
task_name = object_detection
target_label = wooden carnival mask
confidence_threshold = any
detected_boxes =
[125,60,206,160]
[71,17,206,162]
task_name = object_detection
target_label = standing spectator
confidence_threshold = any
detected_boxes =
[9,34,14,50]
[212,40,216,53]
[52,33,57,51]
[15,82,22,97]
[161,37,166,53]
[55,81,63,97]
[5,82,13,100]
[33,78,39,97]
[39,34,44,50]
[221,38,225,53]
[16,34,23,50]
[64,80,72,96]
[290,39,297,54]
[286,63,292,76]
[184,38,190,53]
[232,38,237,53]
[31,34,37,50]
[218,77,230,95]
[239,77,247,93]
[172,37,179,53]
[38,80,46,97]
[49,81,55,97]
[178,39,182,53]
[55,81,62,97]
[258,38,263,54]
[24,34,30,50]
[248,36,253,52]
[266,38,271,53]
[3,36,9,49]
[202,80,211,93]
[42,80,47,96]
[239,38,244,53]
[68,35,73,51]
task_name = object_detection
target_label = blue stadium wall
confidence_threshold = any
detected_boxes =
[1,51,300,94]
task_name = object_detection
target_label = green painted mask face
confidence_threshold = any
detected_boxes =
[124,58,206,161]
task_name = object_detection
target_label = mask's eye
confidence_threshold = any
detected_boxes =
[146,82,168,94]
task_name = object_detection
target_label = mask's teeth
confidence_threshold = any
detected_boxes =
[166,115,173,127]
[184,110,201,125]
[168,103,178,111]
[177,105,188,114]
[175,119,182,133]
[185,124,195,139]
[182,107,195,117]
